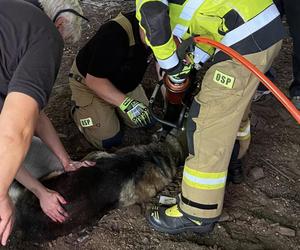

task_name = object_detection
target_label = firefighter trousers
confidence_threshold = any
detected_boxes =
[179,41,282,219]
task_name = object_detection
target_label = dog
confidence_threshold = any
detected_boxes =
[12,130,187,242]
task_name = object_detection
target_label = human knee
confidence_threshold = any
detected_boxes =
[101,130,123,149]
[77,124,123,149]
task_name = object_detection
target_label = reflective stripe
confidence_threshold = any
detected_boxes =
[184,166,227,179]
[220,4,280,48]
[157,52,179,69]
[173,24,188,38]
[180,0,205,20]
[194,47,211,64]
[184,172,226,185]
[136,0,143,9]
[160,0,168,6]
[183,175,226,190]
[173,0,205,37]
[237,122,251,140]
[183,166,227,190]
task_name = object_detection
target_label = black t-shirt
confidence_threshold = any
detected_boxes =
[0,0,63,110]
[76,12,151,94]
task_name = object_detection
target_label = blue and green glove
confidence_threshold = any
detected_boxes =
[119,97,151,127]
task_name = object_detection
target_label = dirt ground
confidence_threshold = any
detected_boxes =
[3,0,300,249]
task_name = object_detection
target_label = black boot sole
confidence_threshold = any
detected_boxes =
[147,216,215,235]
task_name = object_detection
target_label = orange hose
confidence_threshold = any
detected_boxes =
[194,37,300,124]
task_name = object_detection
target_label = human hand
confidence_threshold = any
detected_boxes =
[64,160,96,172]
[119,97,152,127]
[38,188,68,223]
[0,194,14,246]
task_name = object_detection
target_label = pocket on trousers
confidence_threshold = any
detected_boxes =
[71,92,96,131]
[202,60,252,98]
[72,92,94,107]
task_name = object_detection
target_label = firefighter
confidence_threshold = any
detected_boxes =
[69,11,153,149]
[136,0,285,234]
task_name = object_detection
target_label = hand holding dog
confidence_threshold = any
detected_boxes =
[0,194,14,246]
[64,160,96,172]
[37,188,68,223]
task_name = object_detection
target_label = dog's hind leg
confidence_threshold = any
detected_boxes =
[23,136,64,178]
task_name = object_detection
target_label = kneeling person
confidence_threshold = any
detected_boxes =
[69,11,153,149]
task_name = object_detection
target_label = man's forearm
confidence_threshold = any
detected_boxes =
[0,133,33,197]
[0,92,39,198]
[85,74,126,107]
[15,166,45,199]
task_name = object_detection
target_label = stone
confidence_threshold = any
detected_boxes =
[270,223,280,228]
[277,226,296,237]
[249,167,265,181]
[142,237,149,245]
[152,238,160,244]
[219,212,231,222]
[77,235,89,243]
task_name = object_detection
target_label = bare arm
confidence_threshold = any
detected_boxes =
[0,92,39,198]
[85,73,126,107]
[15,167,67,223]
[35,111,95,171]
[0,92,39,246]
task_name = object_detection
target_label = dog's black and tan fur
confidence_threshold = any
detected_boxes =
[13,131,187,242]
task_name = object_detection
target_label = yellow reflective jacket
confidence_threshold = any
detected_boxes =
[136,0,284,70]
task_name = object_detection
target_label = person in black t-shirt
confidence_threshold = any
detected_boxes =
[0,0,90,245]
[69,12,153,149]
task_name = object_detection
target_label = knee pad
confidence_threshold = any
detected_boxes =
[102,130,123,149]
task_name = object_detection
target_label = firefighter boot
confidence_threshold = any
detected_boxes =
[290,82,300,110]
[228,159,244,184]
[228,140,244,184]
[147,204,216,234]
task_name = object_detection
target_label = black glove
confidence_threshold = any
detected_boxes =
[167,60,193,84]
